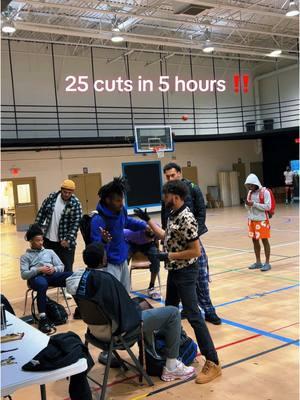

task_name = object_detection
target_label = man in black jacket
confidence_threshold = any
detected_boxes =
[161,163,221,325]
[72,243,195,382]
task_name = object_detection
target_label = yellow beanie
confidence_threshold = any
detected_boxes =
[61,179,76,190]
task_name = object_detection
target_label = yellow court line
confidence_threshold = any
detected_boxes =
[129,394,148,400]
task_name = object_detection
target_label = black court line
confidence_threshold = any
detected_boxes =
[143,339,299,398]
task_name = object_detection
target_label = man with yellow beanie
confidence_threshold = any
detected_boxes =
[35,179,82,276]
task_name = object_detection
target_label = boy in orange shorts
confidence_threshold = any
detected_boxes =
[245,174,271,272]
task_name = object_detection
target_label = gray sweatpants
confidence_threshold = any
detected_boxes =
[142,306,181,359]
[102,261,130,293]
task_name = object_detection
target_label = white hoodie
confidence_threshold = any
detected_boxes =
[244,174,271,221]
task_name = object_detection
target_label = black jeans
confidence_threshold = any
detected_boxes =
[165,264,219,364]
[44,238,75,272]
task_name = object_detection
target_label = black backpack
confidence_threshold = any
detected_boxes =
[140,329,197,377]
[45,297,68,326]
[79,214,94,246]
[79,211,101,246]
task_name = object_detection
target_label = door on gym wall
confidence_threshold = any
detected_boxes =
[1,177,38,231]
[232,162,247,202]
[182,166,198,184]
[69,173,102,214]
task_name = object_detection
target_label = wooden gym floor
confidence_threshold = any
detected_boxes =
[1,204,299,400]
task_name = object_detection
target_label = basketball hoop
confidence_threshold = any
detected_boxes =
[153,145,166,158]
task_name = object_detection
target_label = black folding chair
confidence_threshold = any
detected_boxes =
[75,297,154,400]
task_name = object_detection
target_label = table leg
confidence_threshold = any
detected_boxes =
[40,384,47,400]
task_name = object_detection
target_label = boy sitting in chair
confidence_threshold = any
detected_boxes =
[68,242,196,382]
[125,227,161,300]
[20,224,72,333]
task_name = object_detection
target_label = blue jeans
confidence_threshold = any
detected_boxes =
[142,306,181,359]
[196,241,216,315]
[29,272,72,313]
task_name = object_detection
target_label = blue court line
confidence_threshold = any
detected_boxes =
[131,283,300,346]
[214,283,300,308]
[221,318,299,346]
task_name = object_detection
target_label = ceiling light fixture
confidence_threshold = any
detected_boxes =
[268,49,282,57]
[286,1,299,16]
[202,28,214,53]
[203,39,215,53]
[1,19,16,33]
[111,28,124,43]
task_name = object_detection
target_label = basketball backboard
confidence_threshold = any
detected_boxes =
[134,125,174,154]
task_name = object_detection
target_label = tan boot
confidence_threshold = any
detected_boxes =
[195,360,222,384]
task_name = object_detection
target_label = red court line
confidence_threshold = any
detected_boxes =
[63,322,298,400]
[213,321,299,353]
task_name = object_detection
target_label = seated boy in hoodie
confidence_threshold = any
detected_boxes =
[20,224,72,333]
[71,242,195,382]
[125,227,161,300]
[245,174,272,272]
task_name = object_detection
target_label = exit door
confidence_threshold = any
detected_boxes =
[69,173,102,214]
[2,177,38,231]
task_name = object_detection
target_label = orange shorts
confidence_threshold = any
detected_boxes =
[248,220,270,240]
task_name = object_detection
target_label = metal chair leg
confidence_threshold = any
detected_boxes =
[113,350,129,372]
[100,341,114,400]
[129,266,133,291]
[120,336,154,387]
[23,288,32,316]
[157,272,163,299]
[61,288,71,316]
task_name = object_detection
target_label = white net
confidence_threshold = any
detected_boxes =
[154,145,166,158]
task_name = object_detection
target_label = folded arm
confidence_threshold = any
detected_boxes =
[20,255,41,280]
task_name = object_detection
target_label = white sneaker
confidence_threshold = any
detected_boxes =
[161,361,196,382]
[147,287,161,300]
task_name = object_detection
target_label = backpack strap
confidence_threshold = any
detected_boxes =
[259,188,265,204]
[259,188,270,220]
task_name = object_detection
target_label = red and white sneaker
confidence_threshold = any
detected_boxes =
[161,361,196,382]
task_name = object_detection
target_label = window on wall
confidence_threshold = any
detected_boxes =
[17,184,31,204]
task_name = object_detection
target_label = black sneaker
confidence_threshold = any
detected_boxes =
[38,316,53,333]
[98,351,121,368]
[205,313,222,325]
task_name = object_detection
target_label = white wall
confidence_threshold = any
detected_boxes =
[258,65,299,130]
[1,40,255,139]
[2,140,262,207]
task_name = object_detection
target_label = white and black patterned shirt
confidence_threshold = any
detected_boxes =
[164,205,199,271]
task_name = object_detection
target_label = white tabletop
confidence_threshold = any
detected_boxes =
[1,312,87,397]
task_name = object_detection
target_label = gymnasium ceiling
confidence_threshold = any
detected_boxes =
[1,0,299,65]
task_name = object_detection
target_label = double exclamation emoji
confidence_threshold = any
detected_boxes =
[233,74,249,93]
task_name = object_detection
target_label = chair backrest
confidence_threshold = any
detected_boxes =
[75,297,113,341]
[131,251,151,269]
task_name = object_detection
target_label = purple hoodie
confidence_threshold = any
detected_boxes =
[124,228,156,245]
